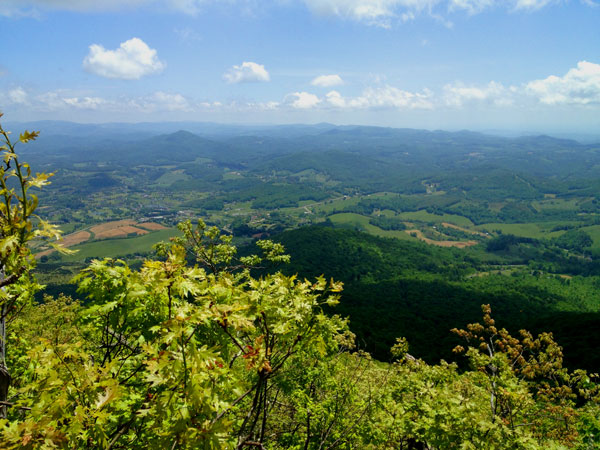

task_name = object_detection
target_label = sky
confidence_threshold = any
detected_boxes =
[1,0,599,133]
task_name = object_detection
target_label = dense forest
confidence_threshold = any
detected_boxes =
[1,117,600,448]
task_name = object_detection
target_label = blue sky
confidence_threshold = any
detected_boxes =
[1,0,599,133]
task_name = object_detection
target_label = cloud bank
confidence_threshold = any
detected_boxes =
[3,62,599,119]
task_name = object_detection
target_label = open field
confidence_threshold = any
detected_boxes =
[137,222,168,231]
[153,170,190,187]
[476,222,548,238]
[328,213,412,240]
[404,229,478,248]
[90,219,137,235]
[60,228,181,262]
[442,222,489,237]
[36,230,93,259]
[37,220,170,258]
[396,210,474,227]
[329,213,482,247]
[93,225,149,240]
[89,219,168,240]
[310,193,390,214]
[63,230,92,246]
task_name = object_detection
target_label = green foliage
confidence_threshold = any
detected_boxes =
[0,115,63,418]
[1,222,348,448]
[553,229,593,252]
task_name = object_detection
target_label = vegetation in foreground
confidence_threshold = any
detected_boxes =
[1,118,599,448]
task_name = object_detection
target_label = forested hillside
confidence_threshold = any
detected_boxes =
[272,226,600,370]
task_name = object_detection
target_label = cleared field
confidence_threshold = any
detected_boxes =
[137,222,168,231]
[311,193,390,214]
[60,228,181,262]
[90,219,137,234]
[35,230,93,259]
[153,170,190,187]
[442,222,488,237]
[404,229,478,248]
[90,219,160,240]
[532,198,582,211]
[476,222,546,238]
[94,225,149,240]
[328,213,412,240]
[396,210,474,227]
[63,230,92,246]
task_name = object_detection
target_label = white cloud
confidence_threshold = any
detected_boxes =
[83,38,165,80]
[31,91,113,111]
[323,85,434,109]
[526,61,600,105]
[443,81,514,107]
[224,61,270,83]
[513,0,556,10]
[7,87,29,104]
[352,85,434,109]
[284,91,321,109]
[151,91,193,111]
[62,96,107,110]
[325,90,346,107]
[449,0,495,14]
[302,0,440,26]
[301,0,593,25]
[311,74,344,87]
[1,0,594,21]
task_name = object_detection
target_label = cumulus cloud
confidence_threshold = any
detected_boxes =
[526,61,600,105]
[325,90,346,107]
[311,74,344,87]
[83,38,165,80]
[223,61,270,83]
[443,81,514,107]
[284,92,321,109]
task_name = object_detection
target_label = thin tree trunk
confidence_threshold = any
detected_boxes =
[0,303,9,419]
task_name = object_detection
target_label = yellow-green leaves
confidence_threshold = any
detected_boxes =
[18,130,39,143]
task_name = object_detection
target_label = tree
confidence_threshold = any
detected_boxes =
[0,219,351,449]
[452,304,599,447]
[0,114,61,418]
